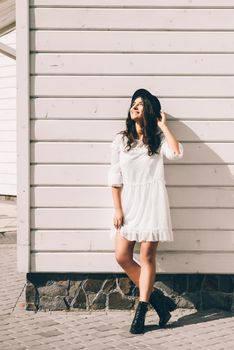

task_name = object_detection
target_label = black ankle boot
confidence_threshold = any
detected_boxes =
[152,288,177,312]
[130,301,148,334]
[149,289,176,328]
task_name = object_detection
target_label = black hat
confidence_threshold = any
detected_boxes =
[131,88,161,112]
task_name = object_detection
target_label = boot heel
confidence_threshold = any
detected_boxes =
[159,311,171,328]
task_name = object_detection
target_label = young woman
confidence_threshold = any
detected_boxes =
[107,88,184,334]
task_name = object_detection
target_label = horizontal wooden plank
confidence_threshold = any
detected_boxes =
[31,186,234,208]
[0,98,16,111]
[31,142,234,164]
[31,76,234,97]
[0,142,16,152]
[0,113,15,126]
[0,131,16,141]
[0,120,16,131]
[0,183,16,196]
[32,31,234,53]
[30,8,234,30]
[0,111,16,119]
[31,208,234,230]
[32,53,234,75]
[0,66,15,77]
[0,88,16,99]
[31,164,234,186]
[168,187,234,207]
[0,113,16,121]
[0,174,16,183]
[0,163,16,173]
[0,77,16,89]
[31,120,234,142]
[31,230,234,252]
[30,251,234,273]
[30,0,234,8]
[30,252,123,273]
[0,153,16,163]
[31,97,234,120]
[165,165,234,186]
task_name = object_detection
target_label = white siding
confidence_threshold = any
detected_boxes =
[17,0,234,272]
[0,29,16,196]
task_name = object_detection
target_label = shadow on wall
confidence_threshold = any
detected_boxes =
[132,114,234,287]
[133,114,234,251]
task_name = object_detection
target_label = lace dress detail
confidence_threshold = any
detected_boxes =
[107,133,184,242]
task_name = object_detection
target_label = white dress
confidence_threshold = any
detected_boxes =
[107,133,184,242]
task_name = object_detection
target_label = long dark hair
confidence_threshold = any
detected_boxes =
[118,88,163,156]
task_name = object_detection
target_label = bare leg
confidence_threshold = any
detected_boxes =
[139,241,158,302]
[115,230,158,294]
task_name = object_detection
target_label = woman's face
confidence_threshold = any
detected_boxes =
[130,97,144,120]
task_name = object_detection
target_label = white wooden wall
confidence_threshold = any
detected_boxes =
[17,0,234,273]
[0,29,16,196]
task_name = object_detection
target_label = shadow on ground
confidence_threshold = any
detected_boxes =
[143,308,234,333]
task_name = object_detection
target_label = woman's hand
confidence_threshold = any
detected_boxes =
[157,111,167,131]
[113,208,124,230]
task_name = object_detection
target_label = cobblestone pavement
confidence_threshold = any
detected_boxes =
[0,200,234,350]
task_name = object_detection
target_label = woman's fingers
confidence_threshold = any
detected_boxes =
[113,217,124,229]
[115,219,121,229]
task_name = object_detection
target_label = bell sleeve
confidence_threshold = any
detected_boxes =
[107,135,123,187]
[160,135,184,160]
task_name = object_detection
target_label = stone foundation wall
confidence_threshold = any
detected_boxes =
[26,273,234,312]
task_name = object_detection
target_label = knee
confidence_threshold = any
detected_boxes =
[115,252,133,267]
[140,253,155,265]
